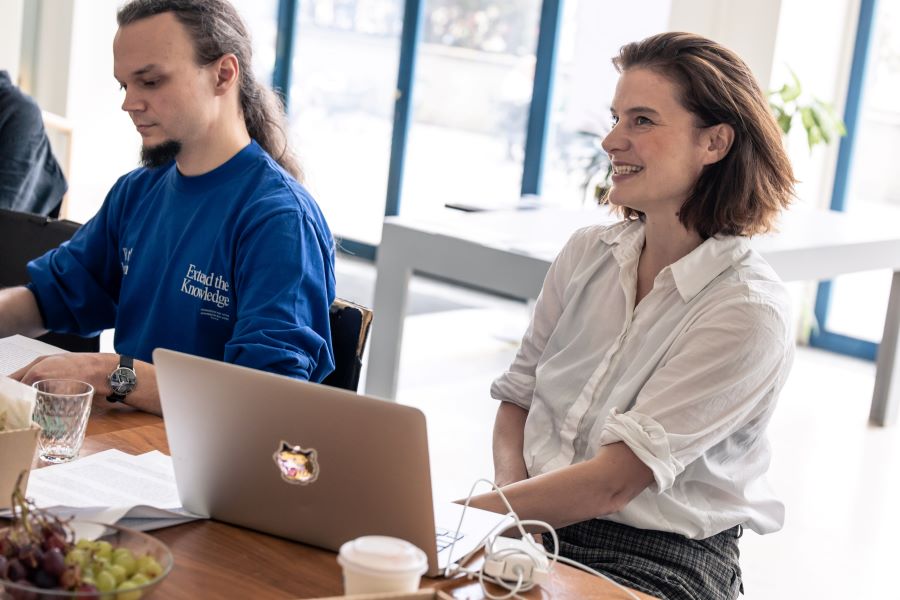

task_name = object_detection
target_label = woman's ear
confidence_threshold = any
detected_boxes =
[703,123,735,165]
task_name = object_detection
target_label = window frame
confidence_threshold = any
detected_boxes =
[271,0,564,259]
[808,0,880,361]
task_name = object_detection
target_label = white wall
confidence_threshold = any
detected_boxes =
[64,0,141,224]
[667,0,784,89]
[0,0,24,79]
[31,0,75,115]
[26,0,140,224]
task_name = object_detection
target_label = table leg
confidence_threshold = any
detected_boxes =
[871,270,900,426]
[365,228,412,401]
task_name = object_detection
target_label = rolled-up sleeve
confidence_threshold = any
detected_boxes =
[598,299,793,493]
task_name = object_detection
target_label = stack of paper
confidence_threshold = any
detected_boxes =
[1,449,204,531]
[0,334,67,377]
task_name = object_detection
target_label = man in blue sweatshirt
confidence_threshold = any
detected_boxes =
[0,0,335,415]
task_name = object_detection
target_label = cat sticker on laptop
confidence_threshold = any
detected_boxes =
[273,440,319,485]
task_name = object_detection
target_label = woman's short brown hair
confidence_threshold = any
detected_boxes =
[608,32,794,238]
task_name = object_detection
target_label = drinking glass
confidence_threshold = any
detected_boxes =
[32,379,94,463]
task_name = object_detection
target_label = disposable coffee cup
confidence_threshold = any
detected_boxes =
[337,535,428,595]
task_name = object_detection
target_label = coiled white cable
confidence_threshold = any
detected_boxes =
[442,478,641,600]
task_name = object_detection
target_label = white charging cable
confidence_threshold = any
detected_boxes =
[442,479,641,600]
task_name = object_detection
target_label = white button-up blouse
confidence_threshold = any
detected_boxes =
[491,219,794,539]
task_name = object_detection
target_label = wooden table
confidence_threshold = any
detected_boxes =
[53,404,650,599]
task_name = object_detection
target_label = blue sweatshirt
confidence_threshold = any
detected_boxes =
[28,141,336,382]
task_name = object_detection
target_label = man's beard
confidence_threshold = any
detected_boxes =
[140,140,182,169]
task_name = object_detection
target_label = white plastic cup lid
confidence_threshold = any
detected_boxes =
[338,536,428,577]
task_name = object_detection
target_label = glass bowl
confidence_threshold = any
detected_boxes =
[0,521,173,599]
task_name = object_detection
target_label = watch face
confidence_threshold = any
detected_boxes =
[109,367,137,395]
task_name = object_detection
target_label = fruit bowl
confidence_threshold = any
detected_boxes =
[0,521,173,599]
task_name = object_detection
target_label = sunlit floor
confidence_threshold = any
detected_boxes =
[344,257,900,600]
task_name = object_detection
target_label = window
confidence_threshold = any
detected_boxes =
[287,0,404,245]
[399,0,542,218]
[231,0,279,85]
[812,0,899,358]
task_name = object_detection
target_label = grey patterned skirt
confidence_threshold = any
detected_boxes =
[542,519,743,600]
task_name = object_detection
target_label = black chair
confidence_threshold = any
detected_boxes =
[321,298,373,392]
[0,208,100,352]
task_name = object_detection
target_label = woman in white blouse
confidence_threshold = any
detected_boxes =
[468,32,796,599]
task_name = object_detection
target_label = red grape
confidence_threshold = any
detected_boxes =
[32,568,58,589]
[6,557,26,581]
[41,547,65,578]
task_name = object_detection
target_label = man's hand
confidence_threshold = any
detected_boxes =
[10,352,117,396]
[10,352,163,416]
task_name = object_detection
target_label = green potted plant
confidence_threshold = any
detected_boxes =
[768,68,847,150]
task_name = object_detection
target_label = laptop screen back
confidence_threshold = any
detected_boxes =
[153,348,442,572]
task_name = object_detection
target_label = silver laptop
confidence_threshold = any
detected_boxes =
[153,348,511,577]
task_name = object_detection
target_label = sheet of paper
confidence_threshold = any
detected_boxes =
[24,449,183,509]
[2,449,205,532]
[0,334,67,376]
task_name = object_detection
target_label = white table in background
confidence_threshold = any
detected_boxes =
[367,206,900,427]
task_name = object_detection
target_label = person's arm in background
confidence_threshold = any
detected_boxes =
[0,286,47,338]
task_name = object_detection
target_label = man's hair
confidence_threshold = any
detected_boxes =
[117,0,303,181]
[609,32,794,238]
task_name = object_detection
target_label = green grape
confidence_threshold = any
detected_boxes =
[112,548,133,561]
[92,556,111,572]
[94,540,113,560]
[129,572,150,586]
[108,563,128,585]
[96,569,117,593]
[116,579,143,600]
[65,548,89,568]
[136,555,162,579]
[76,538,94,551]
[113,551,138,577]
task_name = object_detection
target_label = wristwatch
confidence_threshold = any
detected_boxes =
[107,355,137,403]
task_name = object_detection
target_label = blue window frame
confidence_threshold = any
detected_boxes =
[270,0,563,259]
[808,0,879,361]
